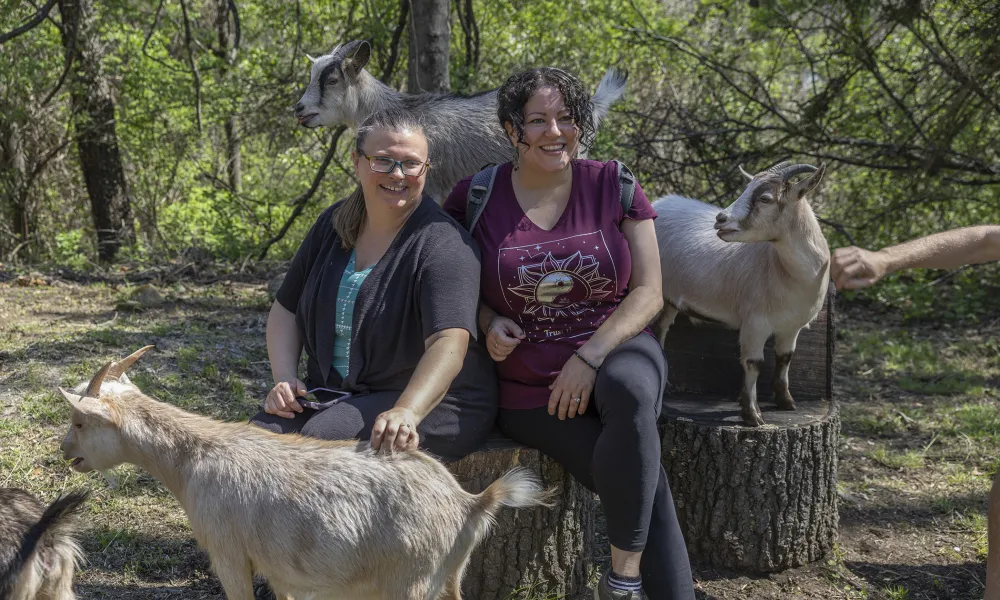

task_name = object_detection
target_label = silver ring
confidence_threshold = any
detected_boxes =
[572,397,581,403]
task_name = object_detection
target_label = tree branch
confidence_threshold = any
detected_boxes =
[179,0,203,134]
[0,0,58,45]
[257,126,347,260]
[381,0,409,84]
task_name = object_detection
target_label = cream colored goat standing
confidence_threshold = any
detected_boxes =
[651,163,830,427]
[59,347,550,600]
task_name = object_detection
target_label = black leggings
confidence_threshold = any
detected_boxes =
[497,333,694,599]
[249,390,496,462]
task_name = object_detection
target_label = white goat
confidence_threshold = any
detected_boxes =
[651,162,830,427]
[59,346,551,600]
[0,488,88,600]
[293,40,628,201]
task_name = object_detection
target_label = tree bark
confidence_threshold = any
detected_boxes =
[215,0,241,194]
[448,445,595,600]
[660,402,840,572]
[0,120,28,247]
[57,0,134,263]
[407,0,450,93]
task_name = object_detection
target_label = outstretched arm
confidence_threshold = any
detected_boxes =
[832,225,1000,290]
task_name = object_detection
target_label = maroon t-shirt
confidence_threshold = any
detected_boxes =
[444,159,658,410]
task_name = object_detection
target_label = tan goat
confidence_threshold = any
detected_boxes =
[0,488,88,600]
[59,346,550,600]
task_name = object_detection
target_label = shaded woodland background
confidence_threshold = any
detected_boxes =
[1,0,998,321]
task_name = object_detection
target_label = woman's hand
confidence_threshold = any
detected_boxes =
[486,315,524,361]
[264,378,307,419]
[371,407,422,453]
[548,352,599,420]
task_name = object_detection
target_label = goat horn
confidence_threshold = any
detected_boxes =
[738,164,755,181]
[107,345,156,379]
[86,362,114,398]
[778,163,818,181]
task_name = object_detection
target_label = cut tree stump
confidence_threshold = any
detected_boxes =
[659,285,839,573]
[448,435,596,600]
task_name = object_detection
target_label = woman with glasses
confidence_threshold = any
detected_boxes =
[444,68,695,600]
[250,106,497,464]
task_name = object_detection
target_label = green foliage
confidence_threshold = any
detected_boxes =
[0,0,997,319]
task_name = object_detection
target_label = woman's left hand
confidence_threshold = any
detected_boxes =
[548,353,599,420]
[371,407,422,453]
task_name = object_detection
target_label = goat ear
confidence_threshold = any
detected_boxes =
[343,40,371,79]
[788,162,826,202]
[59,387,112,421]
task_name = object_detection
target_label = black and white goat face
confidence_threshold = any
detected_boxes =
[714,163,826,243]
[294,40,372,128]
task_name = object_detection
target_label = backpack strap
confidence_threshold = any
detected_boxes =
[465,164,499,232]
[613,159,636,218]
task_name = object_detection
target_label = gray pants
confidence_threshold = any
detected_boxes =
[249,390,497,462]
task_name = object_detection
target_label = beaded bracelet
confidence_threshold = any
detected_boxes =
[573,349,600,372]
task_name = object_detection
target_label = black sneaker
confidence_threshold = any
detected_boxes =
[594,570,645,600]
[253,578,276,600]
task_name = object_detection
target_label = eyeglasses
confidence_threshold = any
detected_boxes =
[359,152,430,177]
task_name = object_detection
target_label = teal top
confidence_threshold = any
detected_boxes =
[332,251,374,378]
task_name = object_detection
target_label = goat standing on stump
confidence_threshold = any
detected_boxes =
[58,346,552,600]
[0,488,89,600]
[293,40,628,201]
[651,162,830,427]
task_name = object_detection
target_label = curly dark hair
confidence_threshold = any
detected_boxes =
[496,67,596,157]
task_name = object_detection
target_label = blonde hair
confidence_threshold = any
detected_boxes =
[334,108,426,248]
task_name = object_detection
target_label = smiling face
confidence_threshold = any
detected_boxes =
[352,128,429,212]
[506,86,580,173]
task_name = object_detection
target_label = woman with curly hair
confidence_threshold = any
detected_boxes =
[444,68,695,600]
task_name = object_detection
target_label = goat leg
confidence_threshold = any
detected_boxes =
[209,553,254,600]
[772,329,800,411]
[739,326,769,427]
[654,303,680,348]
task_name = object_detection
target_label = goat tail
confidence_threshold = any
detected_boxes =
[590,67,628,127]
[475,467,555,517]
[0,489,90,592]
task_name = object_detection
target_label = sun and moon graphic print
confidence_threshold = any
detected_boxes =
[498,231,619,344]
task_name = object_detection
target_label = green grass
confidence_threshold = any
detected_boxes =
[866,445,926,469]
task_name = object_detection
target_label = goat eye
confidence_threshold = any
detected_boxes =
[326,78,339,86]
[759,194,774,203]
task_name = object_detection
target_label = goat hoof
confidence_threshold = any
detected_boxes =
[741,406,765,427]
[775,392,796,411]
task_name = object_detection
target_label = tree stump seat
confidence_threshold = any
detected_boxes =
[448,429,595,600]
[659,285,839,573]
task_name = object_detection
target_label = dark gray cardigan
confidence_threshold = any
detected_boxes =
[276,195,495,404]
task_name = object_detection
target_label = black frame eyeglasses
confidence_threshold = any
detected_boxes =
[359,152,430,177]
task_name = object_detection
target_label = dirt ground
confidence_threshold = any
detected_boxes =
[1,272,997,599]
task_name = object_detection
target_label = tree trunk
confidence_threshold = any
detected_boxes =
[0,120,28,248]
[58,0,134,263]
[448,444,595,600]
[215,0,241,194]
[660,400,840,572]
[407,0,450,93]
